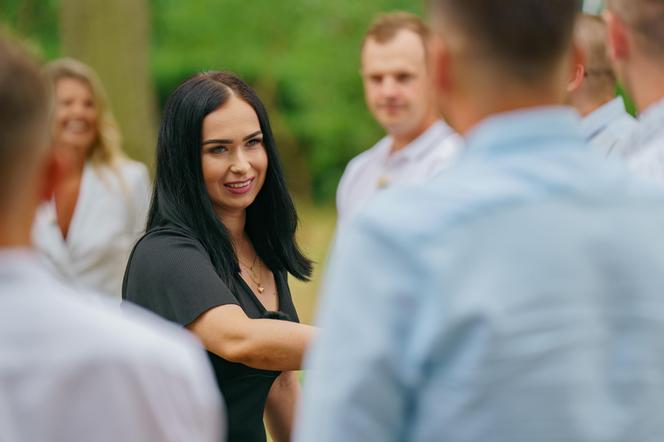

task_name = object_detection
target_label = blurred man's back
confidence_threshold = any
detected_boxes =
[295,1,664,441]
[0,34,223,442]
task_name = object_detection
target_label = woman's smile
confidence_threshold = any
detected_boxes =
[224,177,255,194]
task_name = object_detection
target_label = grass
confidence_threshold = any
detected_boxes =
[288,200,338,325]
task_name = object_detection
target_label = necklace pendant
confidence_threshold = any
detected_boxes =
[258,285,265,294]
[377,175,389,189]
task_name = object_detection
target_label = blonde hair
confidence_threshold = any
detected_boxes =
[44,58,127,168]
[362,12,430,52]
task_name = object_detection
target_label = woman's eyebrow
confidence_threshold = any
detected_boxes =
[202,131,262,146]
[202,138,233,146]
[242,131,262,141]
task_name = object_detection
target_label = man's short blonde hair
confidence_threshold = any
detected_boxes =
[362,12,430,52]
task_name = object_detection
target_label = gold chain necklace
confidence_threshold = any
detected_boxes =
[239,254,265,294]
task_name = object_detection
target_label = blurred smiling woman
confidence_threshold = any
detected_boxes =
[33,58,151,300]
[123,72,315,442]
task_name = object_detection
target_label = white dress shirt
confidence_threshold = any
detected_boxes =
[336,120,462,221]
[33,160,151,299]
[625,98,664,184]
[0,248,223,442]
[580,97,637,158]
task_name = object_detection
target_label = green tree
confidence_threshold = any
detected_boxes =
[59,0,157,167]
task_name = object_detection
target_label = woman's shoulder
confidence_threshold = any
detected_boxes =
[89,159,150,190]
[116,159,150,183]
[135,225,206,257]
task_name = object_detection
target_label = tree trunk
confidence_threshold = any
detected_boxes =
[58,0,157,169]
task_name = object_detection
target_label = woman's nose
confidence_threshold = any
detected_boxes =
[229,153,250,175]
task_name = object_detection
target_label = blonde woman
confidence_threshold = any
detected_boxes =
[33,58,151,300]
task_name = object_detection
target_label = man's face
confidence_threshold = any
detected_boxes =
[361,30,433,137]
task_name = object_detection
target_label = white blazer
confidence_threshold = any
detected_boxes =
[32,160,151,300]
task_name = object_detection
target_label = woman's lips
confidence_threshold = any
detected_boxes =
[224,177,255,195]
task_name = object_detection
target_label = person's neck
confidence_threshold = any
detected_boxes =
[218,208,248,254]
[0,217,33,248]
[454,86,566,135]
[57,143,88,177]
[628,60,664,113]
[390,114,438,153]
[570,93,615,118]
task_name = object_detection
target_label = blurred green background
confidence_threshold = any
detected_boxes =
[1,0,423,203]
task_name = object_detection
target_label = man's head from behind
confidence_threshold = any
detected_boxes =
[361,12,437,142]
[605,0,664,111]
[0,34,51,245]
[428,0,581,133]
[568,14,618,116]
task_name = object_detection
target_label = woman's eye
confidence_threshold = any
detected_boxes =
[209,145,227,154]
[246,138,263,148]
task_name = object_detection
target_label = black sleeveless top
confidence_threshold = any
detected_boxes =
[122,225,299,442]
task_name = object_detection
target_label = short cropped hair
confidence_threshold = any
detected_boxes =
[429,0,582,81]
[607,0,664,58]
[575,13,616,99]
[0,33,50,206]
[362,12,430,51]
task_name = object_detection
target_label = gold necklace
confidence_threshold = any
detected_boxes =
[239,254,265,294]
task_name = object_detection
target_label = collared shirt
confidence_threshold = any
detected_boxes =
[579,96,637,158]
[336,120,462,221]
[625,97,664,183]
[32,160,151,299]
[296,108,664,442]
[0,249,223,442]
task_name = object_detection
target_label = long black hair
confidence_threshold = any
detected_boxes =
[148,71,312,284]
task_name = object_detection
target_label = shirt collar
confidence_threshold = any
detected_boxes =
[464,106,583,159]
[635,97,664,147]
[385,120,453,163]
[580,97,628,141]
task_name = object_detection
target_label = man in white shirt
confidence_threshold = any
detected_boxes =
[0,35,223,441]
[567,13,636,157]
[336,12,461,221]
[605,0,664,182]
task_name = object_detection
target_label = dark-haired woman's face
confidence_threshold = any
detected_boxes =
[201,95,268,220]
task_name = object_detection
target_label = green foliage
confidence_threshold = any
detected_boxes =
[2,0,423,201]
[0,0,59,59]
[152,0,423,201]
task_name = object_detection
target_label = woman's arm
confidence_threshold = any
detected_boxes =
[187,304,316,371]
[264,371,301,442]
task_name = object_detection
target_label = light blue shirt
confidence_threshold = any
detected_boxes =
[296,108,664,442]
[627,98,664,184]
[580,97,636,158]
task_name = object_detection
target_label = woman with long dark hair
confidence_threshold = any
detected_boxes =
[123,72,316,442]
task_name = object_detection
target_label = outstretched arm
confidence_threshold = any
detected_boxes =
[188,304,316,371]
